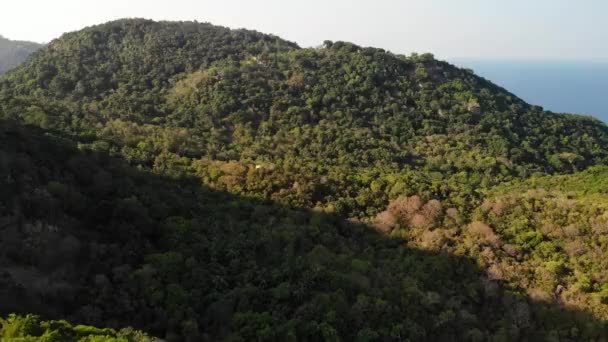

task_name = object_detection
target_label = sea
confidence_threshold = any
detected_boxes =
[451,60,608,123]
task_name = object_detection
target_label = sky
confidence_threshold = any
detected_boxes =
[1,0,607,60]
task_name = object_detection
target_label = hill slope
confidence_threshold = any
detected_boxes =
[1,19,608,340]
[402,166,608,323]
[1,120,606,341]
[0,35,42,75]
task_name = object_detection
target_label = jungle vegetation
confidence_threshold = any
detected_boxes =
[1,19,608,341]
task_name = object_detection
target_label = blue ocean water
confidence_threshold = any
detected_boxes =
[451,60,608,123]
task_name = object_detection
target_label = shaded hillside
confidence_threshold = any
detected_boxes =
[0,35,41,75]
[1,120,606,341]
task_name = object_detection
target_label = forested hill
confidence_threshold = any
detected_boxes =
[1,18,608,340]
[3,19,608,218]
[0,35,42,75]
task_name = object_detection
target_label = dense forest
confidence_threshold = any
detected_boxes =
[0,35,42,75]
[1,19,608,341]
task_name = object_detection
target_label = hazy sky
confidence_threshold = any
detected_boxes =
[1,0,606,60]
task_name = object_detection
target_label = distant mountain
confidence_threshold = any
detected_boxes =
[0,35,42,75]
[2,19,608,341]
